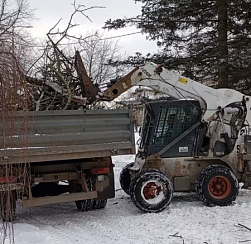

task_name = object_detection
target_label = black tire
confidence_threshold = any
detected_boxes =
[1,191,16,222]
[195,168,206,201]
[76,198,94,211]
[120,163,135,195]
[195,165,239,206]
[93,199,107,209]
[75,178,94,211]
[129,169,173,213]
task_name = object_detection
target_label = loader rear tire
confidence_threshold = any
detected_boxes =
[195,165,239,206]
[129,169,173,213]
[120,163,134,195]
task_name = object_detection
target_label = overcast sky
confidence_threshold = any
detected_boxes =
[29,0,159,55]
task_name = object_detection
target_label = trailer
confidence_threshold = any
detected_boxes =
[0,108,135,221]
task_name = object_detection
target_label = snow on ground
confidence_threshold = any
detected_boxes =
[3,224,51,244]
[2,133,251,244]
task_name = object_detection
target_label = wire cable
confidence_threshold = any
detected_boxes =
[26,31,142,48]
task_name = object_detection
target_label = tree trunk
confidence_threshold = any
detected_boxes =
[217,0,228,88]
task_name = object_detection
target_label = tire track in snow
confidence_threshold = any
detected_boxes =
[22,205,116,244]
[56,218,112,244]
[46,225,70,244]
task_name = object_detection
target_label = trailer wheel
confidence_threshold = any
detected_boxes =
[75,198,94,211]
[120,163,134,195]
[195,165,239,206]
[129,169,173,213]
[93,199,107,209]
[0,191,16,222]
[75,178,94,211]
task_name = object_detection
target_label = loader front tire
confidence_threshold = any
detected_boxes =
[129,169,173,213]
[195,165,239,206]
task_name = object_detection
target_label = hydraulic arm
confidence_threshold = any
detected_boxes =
[100,62,248,122]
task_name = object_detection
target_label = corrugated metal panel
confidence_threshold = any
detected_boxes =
[0,109,136,163]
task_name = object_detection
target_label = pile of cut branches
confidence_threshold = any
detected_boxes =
[25,2,105,110]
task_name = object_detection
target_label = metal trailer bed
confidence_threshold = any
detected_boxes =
[0,109,136,164]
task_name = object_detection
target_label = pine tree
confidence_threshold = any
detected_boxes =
[104,0,251,94]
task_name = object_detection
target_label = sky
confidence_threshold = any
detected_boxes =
[29,0,159,56]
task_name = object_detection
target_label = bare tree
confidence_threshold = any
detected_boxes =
[0,0,33,62]
[78,31,123,87]
[0,1,34,243]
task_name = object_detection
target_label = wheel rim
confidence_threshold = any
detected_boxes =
[208,176,231,199]
[141,180,165,204]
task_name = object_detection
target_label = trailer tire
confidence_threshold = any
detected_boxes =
[75,198,93,211]
[75,178,94,211]
[129,169,173,213]
[195,165,239,206]
[1,191,16,222]
[120,163,134,195]
[93,199,107,209]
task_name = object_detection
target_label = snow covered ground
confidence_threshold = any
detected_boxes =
[2,133,251,244]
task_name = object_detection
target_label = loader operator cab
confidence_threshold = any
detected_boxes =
[138,100,209,158]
